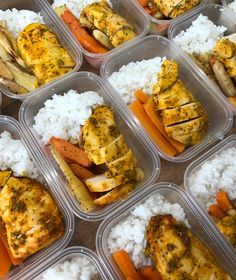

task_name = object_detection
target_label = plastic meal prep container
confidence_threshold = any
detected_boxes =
[44,0,150,69]
[0,115,74,280]
[24,246,110,280]
[101,35,233,163]
[131,0,207,35]
[222,0,236,12]
[184,134,236,263]
[19,71,160,221]
[96,183,236,279]
[168,4,236,115]
[0,0,82,101]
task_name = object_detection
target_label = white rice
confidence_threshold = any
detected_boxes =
[174,14,227,54]
[0,8,44,38]
[228,1,236,12]
[189,147,236,209]
[108,57,163,104]
[108,193,189,269]
[33,90,104,144]
[0,131,38,179]
[52,0,112,18]
[38,255,101,280]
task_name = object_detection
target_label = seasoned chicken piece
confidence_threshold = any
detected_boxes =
[153,59,178,94]
[17,23,75,84]
[0,170,12,189]
[169,0,200,18]
[145,214,231,280]
[224,57,236,77]
[87,134,129,165]
[171,129,207,146]
[83,1,136,47]
[217,215,236,248]
[0,176,64,259]
[82,105,120,151]
[213,38,235,59]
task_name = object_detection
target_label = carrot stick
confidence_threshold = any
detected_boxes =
[216,190,233,212]
[208,204,226,220]
[138,0,149,7]
[134,90,150,104]
[143,97,185,153]
[0,239,12,277]
[113,250,142,280]
[69,163,95,180]
[129,100,177,157]
[228,97,236,107]
[49,137,92,167]
[139,266,162,280]
[60,8,108,54]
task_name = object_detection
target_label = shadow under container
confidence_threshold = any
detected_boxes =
[0,116,74,280]
[0,0,83,101]
[96,183,236,279]
[131,0,207,35]
[19,71,160,221]
[24,246,110,280]
[184,134,236,263]
[168,4,236,115]
[44,0,149,69]
[101,35,233,163]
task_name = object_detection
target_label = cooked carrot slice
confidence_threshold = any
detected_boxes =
[134,90,150,104]
[139,266,162,280]
[216,190,233,212]
[228,97,236,107]
[0,239,12,277]
[69,163,95,180]
[138,0,149,7]
[208,204,226,220]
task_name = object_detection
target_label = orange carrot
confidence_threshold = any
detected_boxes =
[208,204,226,220]
[60,9,108,54]
[144,5,158,16]
[113,250,142,280]
[134,90,150,104]
[129,100,177,157]
[138,0,149,7]
[69,163,95,180]
[0,239,12,277]
[228,97,236,107]
[143,98,185,153]
[216,190,233,212]
[139,267,162,280]
[49,137,92,167]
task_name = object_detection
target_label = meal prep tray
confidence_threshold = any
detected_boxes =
[168,4,236,115]
[96,183,236,279]
[19,71,160,221]
[0,0,82,101]
[101,35,233,162]
[0,116,74,280]
[184,134,236,263]
[43,0,149,69]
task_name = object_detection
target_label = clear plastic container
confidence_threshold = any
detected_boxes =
[101,35,233,162]
[131,0,208,35]
[0,0,82,101]
[19,71,160,221]
[168,4,236,115]
[23,246,110,280]
[184,134,236,263]
[96,183,236,279]
[0,115,74,280]
[222,0,236,12]
[44,0,149,69]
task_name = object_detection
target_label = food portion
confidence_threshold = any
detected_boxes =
[33,90,143,212]
[0,8,75,95]
[38,255,101,280]
[173,14,236,107]
[107,193,231,279]
[52,0,136,54]
[189,146,236,249]
[0,131,65,278]
[109,57,208,157]
[138,0,201,20]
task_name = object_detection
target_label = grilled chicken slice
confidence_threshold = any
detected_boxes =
[87,134,128,165]
[217,215,236,248]
[82,105,120,151]
[224,57,236,77]
[0,170,12,189]
[17,23,75,84]
[0,176,64,259]
[83,1,136,47]
[169,0,200,18]
[145,214,231,280]
[171,129,207,146]
[213,38,235,59]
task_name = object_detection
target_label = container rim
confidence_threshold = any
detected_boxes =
[100,35,233,163]
[19,71,161,221]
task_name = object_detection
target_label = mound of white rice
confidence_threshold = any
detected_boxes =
[108,57,163,104]
[108,193,188,269]
[228,1,236,12]
[0,8,44,38]
[0,131,38,179]
[39,255,101,280]
[189,147,236,208]
[33,90,104,144]
[174,14,227,54]
[52,0,112,18]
